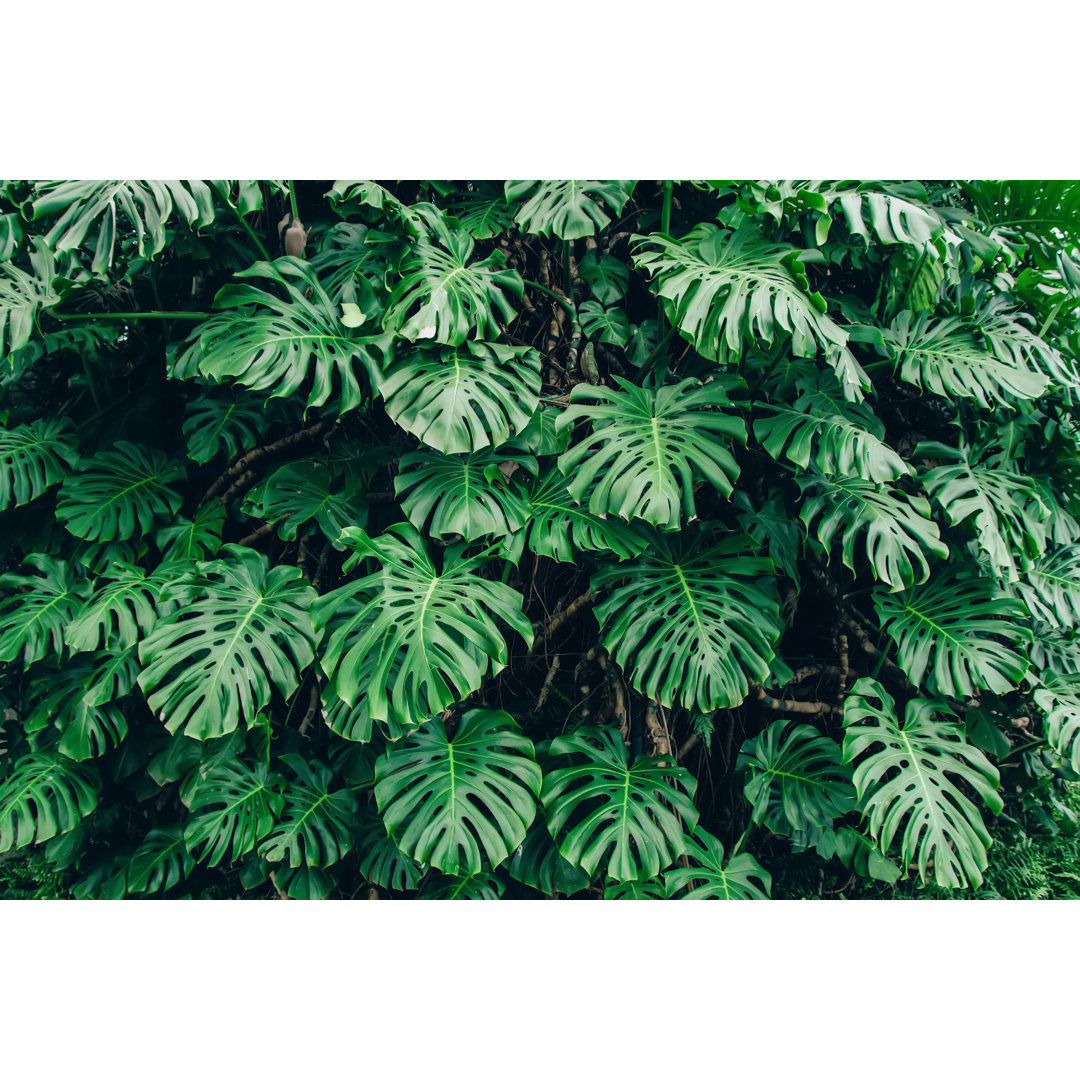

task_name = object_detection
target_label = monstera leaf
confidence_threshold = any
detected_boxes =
[138,546,319,739]
[155,502,226,563]
[321,671,418,745]
[182,389,270,465]
[257,755,358,869]
[738,721,856,834]
[919,439,1050,581]
[126,825,195,895]
[541,726,698,882]
[384,229,522,345]
[754,373,909,483]
[1033,674,1080,772]
[64,562,177,653]
[373,709,542,876]
[178,258,387,415]
[376,341,541,455]
[309,221,397,307]
[873,569,1031,698]
[1012,547,1080,629]
[506,180,636,239]
[969,293,1074,391]
[394,448,536,541]
[32,179,215,272]
[354,809,424,892]
[314,524,532,730]
[518,465,650,564]
[420,872,505,900]
[55,442,185,542]
[799,474,948,591]
[633,222,868,399]
[241,459,368,543]
[555,376,745,530]
[442,182,518,239]
[577,251,630,304]
[183,759,284,867]
[883,310,1048,408]
[734,489,803,584]
[0,752,100,853]
[0,554,90,667]
[592,531,780,713]
[578,300,630,347]
[843,678,1002,889]
[0,417,78,510]
[665,828,772,900]
[506,821,591,896]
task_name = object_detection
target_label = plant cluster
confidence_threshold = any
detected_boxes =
[2,179,1079,899]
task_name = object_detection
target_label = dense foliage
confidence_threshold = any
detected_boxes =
[2,178,1079,899]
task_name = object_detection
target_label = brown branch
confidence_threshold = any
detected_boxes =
[198,419,333,508]
[676,732,700,762]
[236,520,280,548]
[298,679,321,738]
[535,654,561,711]
[530,590,599,652]
[754,686,829,715]
[644,697,673,757]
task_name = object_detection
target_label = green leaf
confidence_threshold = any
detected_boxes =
[541,726,698,882]
[754,373,909,483]
[242,459,368,544]
[126,825,195,894]
[420,871,504,899]
[181,258,386,415]
[733,489,803,584]
[32,179,215,273]
[578,300,630,347]
[0,752,100,853]
[257,755,358,869]
[354,810,424,892]
[156,502,226,563]
[843,677,1003,889]
[0,554,90,667]
[884,310,1048,408]
[374,709,541,876]
[555,376,745,530]
[377,341,541,455]
[384,229,522,346]
[56,441,185,542]
[442,183,517,240]
[738,721,855,834]
[184,759,285,868]
[518,464,650,564]
[604,877,670,899]
[873,569,1031,698]
[1011,547,1080,629]
[919,439,1050,581]
[64,562,177,653]
[0,238,60,359]
[182,390,270,465]
[506,181,636,240]
[506,822,591,896]
[1034,675,1080,772]
[577,251,629,304]
[799,474,948,591]
[321,679,418,745]
[395,448,535,542]
[314,524,532,730]
[138,546,320,739]
[592,531,780,713]
[665,828,772,899]
[633,223,869,400]
[0,417,78,510]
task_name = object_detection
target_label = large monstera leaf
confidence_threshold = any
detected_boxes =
[754,373,909,483]
[384,229,522,346]
[241,459,368,543]
[178,258,387,415]
[843,678,1002,889]
[64,562,178,653]
[518,465,650,564]
[0,417,78,510]
[377,341,541,455]
[32,179,215,273]
[313,524,532,730]
[592,531,781,713]
[541,726,698,882]
[373,709,542,876]
[126,826,196,895]
[799,474,948,591]
[918,439,1050,581]
[137,546,319,739]
[0,238,60,358]
[0,554,90,667]
[633,223,869,399]
[873,569,1031,699]
[665,828,772,900]
[555,376,746,530]
[394,448,536,541]
[883,310,1048,408]
[0,752,100,853]
[1033,674,1080,772]
[506,180,636,239]
[55,442,185,542]
[183,759,284,867]
[257,755,358,869]
[737,721,855,834]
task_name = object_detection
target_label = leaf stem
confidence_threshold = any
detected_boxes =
[562,239,573,298]
[658,181,673,334]
[1038,297,1067,339]
[225,196,272,261]
[727,820,754,860]
[289,182,300,222]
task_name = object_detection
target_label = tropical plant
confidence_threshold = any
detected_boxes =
[2,177,1079,900]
